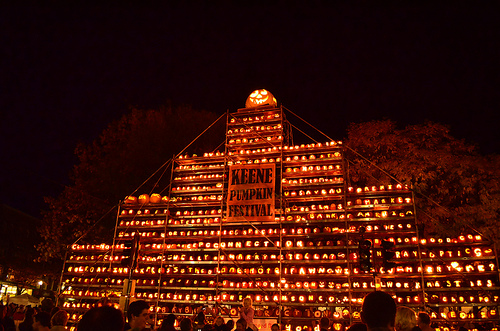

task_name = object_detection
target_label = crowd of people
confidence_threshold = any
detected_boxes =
[0,298,69,331]
[345,291,441,331]
[73,292,448,331]
[0,292,472,331]
[74,298,259,331]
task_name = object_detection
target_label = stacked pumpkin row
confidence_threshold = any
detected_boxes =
[175,164,224,171]
[124,194,167,205]
[227,123,282,134]
[228,135,283,145]
[229,113,281,124]
[173,173,225,181]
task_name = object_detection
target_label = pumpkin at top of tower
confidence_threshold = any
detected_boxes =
[245,89,277,108]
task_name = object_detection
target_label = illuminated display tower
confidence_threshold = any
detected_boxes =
[62,90,500,331]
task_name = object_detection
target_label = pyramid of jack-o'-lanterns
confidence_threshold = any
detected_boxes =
[61,90,499,331]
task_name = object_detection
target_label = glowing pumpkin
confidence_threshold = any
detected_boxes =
[488,308,498,318]
[124,196,137,204]
[342,308,350,318]
[149,193,161,204]
[245,89,277,108]
[138,194,150,204]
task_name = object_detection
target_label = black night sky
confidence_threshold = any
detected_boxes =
[1,3,498,219]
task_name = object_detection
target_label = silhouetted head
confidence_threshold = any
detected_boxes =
[77,306,124,331]
[361,291,396,329]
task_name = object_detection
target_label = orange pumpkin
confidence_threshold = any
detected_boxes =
[245,89,277,108]
[124,196,137,204]
[149,193,161,204]
[138,194,150,204]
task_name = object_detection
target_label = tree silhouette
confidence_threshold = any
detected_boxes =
[37,104,224,262]
[345,120,500,244]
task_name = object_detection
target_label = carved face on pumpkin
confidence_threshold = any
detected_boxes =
[245,89,277,108]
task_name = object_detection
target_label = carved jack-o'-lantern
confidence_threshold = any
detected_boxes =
[124,196,137,204]
[149,193,162,204]
[245,89,277,108]
[488,308,498,318]
[342,309,350,318]
[138,194,150,204]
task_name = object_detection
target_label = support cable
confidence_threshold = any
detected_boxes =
[283,106,489,239]
[59,112,227,315]
[288,123,319,144]
[174,112,227,159]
